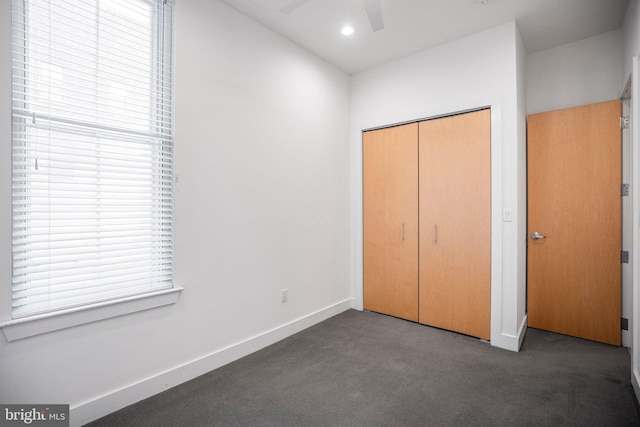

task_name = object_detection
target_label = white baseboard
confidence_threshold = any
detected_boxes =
[516,314,528,350]
[70,298,353,427]
[633,369,640,405]
[492,314,528,352]
[622,329,631,348]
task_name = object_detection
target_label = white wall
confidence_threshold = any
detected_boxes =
[527,30,623,114]
[623,0,640,84]
[0,0,352,424]
[350,22,528,352]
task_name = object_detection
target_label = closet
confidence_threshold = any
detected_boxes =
[363,109,491,340]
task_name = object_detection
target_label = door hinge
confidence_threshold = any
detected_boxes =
[621,116,630,129]
[622,317,629,331]
[621,250,629,264]
[622,183,630,196]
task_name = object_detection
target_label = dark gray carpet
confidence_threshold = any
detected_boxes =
[87,309,640,426]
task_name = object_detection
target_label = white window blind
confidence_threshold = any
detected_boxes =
[11,0,174,318]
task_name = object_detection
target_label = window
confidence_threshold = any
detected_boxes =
[10,0,175,319]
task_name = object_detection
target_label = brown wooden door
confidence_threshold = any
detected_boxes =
[418,109,491,339]
[363,123,419,322]
[528,100,621,346]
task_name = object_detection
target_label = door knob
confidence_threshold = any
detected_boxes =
[530,231,546,240]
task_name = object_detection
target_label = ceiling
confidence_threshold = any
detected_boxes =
[218,0,630,74]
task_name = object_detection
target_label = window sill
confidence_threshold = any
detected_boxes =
[1,287,183,342]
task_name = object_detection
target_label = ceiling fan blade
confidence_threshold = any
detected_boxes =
[362,0,384,32]
[280,0,313,14]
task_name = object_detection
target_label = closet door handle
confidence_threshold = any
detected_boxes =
[400,223,405,241]
[433,225,437,244]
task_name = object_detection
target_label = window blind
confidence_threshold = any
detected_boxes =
[11,0,174,318]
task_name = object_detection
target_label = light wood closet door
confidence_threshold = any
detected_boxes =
[528,100,621,345]
[418,110,491,339]
[363,123,419,322]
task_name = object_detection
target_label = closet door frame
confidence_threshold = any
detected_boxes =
[362,108,492,339]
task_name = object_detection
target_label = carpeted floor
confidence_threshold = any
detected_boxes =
[87,309,640,426]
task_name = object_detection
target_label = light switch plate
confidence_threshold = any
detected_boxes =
[503,208,513,222]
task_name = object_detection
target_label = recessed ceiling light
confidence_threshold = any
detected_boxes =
[478,0,490,4]
[341,25,355,36]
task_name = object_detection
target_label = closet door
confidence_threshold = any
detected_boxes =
[418,110,491,339]
[363,123,419,322]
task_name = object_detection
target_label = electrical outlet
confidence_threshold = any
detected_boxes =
[281,289,288,303]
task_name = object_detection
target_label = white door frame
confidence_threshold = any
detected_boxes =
[631,56,640,397]
[623,86,632,348]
